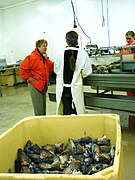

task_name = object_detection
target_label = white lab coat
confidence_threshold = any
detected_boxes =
[54,47,92,115]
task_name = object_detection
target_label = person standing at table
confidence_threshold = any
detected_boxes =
[123,31,135,129]
[20,39,54,115]
[54,30,92,115]
[120,31,135,96]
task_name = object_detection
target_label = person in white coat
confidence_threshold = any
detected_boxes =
[54,30,92,115]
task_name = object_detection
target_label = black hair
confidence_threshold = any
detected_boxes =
[66,31,79,71]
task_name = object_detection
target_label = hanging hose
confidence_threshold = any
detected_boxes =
[106,0,110,46]
[70,0,92,44]
[101,0,110,46]
[101,0,105,27]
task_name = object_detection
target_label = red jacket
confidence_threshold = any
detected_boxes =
[20,49,54,92]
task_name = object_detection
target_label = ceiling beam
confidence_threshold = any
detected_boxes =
[0,0,37,10]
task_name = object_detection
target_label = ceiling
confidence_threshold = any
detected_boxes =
[0,0,36,9]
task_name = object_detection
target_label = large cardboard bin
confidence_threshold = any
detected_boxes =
[0,114,123,179]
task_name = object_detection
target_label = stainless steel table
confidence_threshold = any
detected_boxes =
[83,74,135,112]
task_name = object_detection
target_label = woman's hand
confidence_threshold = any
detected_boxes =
[28,77,36,82]
[43,53,48,58]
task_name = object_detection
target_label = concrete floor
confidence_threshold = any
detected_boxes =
[0,83,135,179]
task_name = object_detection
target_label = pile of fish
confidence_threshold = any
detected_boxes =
[14,135,115,175]
[92,60,120,74]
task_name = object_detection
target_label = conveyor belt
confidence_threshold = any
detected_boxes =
[84,93,135,112]
[83,74,135,91]
[83,74,135,112]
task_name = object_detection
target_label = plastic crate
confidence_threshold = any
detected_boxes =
[0,114,124,179]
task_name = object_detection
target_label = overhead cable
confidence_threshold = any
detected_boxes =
[71,0,92,44]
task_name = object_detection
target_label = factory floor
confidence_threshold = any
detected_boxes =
[0,83,135,180]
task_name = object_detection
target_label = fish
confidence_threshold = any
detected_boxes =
[17,148,31,166]
[93,135,111,146]
[14,135,115,175]
[65,139,76,154]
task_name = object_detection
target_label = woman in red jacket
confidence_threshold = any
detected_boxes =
[20,39,54,115]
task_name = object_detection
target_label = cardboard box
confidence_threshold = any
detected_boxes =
[0,114,124,179]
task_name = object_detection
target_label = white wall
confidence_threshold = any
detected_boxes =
[0,10,6,59]
[0,0,135,64]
